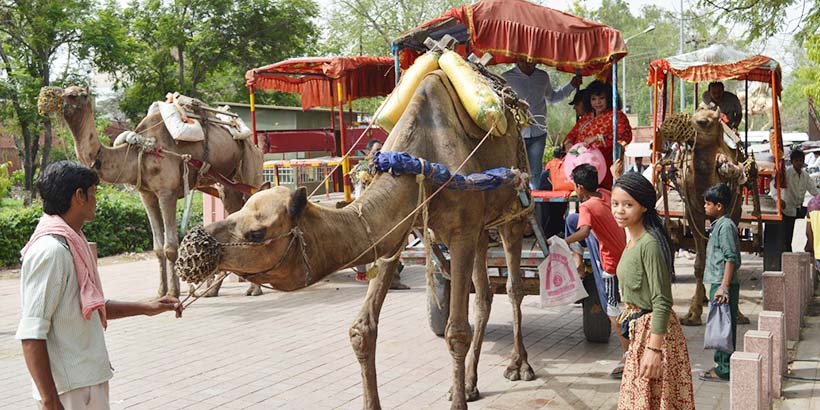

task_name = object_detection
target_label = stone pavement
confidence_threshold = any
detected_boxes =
[0,250,816,409]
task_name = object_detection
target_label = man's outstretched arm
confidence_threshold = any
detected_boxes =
[105,296,182,320]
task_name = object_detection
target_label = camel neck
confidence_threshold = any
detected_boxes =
[66,103,138,185]
[299,175,419,278]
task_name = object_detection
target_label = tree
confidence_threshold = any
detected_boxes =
[321,0,464,57]
[0,0,95,199]
[88,0,319,122]
[699,0,820,112]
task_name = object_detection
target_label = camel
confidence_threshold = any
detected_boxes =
[43,86,264,298]
[737,85,774,131]
[176,70,534,410]
[662,105,745,326]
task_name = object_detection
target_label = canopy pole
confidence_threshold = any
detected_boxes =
[669,75,675,115]
[771,71,782,218]
[612,61,620,164]
[744,79,749,156]
[329,82,335,131]
[652,68,659,184]
[249,86,258,146]
[392,43,401,85]
[338,79,352,202]
[693,82,698,108]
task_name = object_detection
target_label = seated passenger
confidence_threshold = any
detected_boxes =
[563,80,632,188]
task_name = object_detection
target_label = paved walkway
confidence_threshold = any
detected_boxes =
[0,250,817,409]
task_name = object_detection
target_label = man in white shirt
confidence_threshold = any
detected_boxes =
[781,149,820,252]
[503,59,581,188]
[16,161,182,410]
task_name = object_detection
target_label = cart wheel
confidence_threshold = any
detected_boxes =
[427,271,450,337]
[581,275,611,343]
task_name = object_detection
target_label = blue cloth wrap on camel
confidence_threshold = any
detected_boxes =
[373,151,518,192]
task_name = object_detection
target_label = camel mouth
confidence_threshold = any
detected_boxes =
[37,87,66,115]
[176,226,223,284]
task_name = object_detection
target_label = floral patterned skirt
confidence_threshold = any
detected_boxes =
[618,312,695,410]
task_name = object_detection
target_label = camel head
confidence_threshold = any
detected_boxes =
[38,86,93,122]
[691,104,723,147]
[176,185,314,291]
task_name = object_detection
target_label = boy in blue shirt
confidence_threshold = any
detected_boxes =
[699,183,741,382]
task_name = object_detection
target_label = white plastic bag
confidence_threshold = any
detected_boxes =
[538,236,588,307]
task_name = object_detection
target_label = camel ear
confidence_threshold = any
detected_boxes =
[715,106,722,116]
[289,187,308,221]
[258,181,271,191]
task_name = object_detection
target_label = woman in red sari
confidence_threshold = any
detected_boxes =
[564,80,632,188]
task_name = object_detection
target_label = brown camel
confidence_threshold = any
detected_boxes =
[664,105,744,325]
[44,86,264,298]
[177,70,534,409]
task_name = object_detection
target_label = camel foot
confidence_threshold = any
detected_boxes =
[737,310,751,325]
[465,385,480,402]
[204,287,220,298]
[447,385,479,403]
[679,313,703,327]
[245,284,263,296]
[503,362,535,381]
[166,289,180,298]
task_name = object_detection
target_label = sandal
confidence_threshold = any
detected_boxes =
[609,363,625,379]
[698,368,728,382]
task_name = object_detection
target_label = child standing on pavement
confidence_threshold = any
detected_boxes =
[562,164,628,378]
[611,173,694,409]
[699,183,741,382]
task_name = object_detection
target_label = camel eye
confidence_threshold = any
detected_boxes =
[246,229,266,242]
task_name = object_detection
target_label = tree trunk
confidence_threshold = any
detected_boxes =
[40,116,53,174]
[177,44,185,92]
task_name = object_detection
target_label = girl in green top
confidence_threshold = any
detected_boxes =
[611,173,694,410]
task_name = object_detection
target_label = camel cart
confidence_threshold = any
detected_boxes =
[647,45,785,271]
[245,56,396,201]
[394,0,628,341]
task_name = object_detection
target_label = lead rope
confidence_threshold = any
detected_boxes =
[415,158,439,308]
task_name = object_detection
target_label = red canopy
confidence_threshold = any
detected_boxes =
[647,44,782,95]
[245,56,396,110]
[394,0,627,77]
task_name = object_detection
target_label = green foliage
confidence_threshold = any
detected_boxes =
[0,162,12,201]
[697,0,819,43]
[0,185,153,267]
[321,0,464,56]
[0,205,43,267]
[11,169,25,186]
[91,0,320,122]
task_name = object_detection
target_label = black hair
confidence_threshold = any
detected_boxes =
[366,139,382,152]
[583,80,623,111]
[790,148,805,162]
[704,183,732,209]
[571,164,599,192]
[37,161,100,215]
[708,82,724,91]
[613,173,675,279]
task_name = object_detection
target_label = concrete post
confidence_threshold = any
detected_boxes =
[781,253,803,341]
[758,311,785,398]
[730,352,763,410]
[744,330,773,408]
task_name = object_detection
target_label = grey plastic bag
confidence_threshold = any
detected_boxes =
[704,301,734,353]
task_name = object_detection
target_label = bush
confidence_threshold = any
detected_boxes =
[0,186,153,267]
[0,162,12,201]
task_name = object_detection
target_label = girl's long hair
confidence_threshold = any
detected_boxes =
[613,173,675,279]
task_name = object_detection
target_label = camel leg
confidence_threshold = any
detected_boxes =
[349,252,399,410]
[463,232,492,402]
[139,192,168,297]
[445,235,479,410]
[157,192,181,298]
[499,221,534,381]
[681,233,707,326]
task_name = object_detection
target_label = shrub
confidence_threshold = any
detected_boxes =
[0,186,153,267]
[0,162,12,201]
